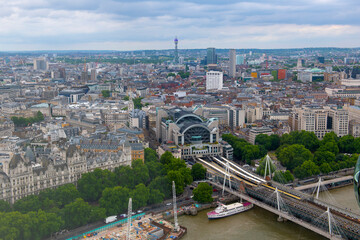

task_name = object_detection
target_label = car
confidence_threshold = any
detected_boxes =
[166,202,172,206]
[137,210,143,213]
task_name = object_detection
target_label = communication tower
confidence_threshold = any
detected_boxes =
[174,37,179,64]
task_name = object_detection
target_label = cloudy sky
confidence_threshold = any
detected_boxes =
[1,0,360,50]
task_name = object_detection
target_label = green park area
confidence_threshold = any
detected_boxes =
[0,148,208,240]
[223,131,359,182]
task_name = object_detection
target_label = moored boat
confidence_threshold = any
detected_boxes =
[207,202,253,219]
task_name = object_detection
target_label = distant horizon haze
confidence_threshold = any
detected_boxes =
[1,0,359,51]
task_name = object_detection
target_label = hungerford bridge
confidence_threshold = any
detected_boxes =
[193,155,360,240]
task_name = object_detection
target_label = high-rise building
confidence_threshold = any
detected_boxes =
[206,71,223,91]
[228,107,245,129]
[236,55,244,65]
[278,69,286,80]
[33,58,48,71]
[297,58,302,68]
[90,69,97,81]
[81,71,88,82]
[207,48,217,65]
[229,49,236,78]
[318,57,325,64]
[59,68,66,79]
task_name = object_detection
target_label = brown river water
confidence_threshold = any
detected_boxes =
[178,185,358,240]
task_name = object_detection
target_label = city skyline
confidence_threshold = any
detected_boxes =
[1,0,360,51]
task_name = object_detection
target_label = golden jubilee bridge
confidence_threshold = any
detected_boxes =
[194,155,360,240]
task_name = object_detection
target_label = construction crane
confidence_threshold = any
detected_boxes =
[172,181,179,232]
[127,198,132,240]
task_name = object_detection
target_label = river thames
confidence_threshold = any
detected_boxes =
[178,185,358,240]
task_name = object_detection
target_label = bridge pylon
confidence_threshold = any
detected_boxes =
[222,161,232,196]
[263,154,273,180]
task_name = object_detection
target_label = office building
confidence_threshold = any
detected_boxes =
[206,71,223,91]
[33,58,48,71]
[229,49,236,78]
[228,107,245,129]
[248,127,273,144]
[278,69,286,80]
[207,48,217,65]
[318,57,325,64]
[290,106,349,139]
[129,109,146,129]
[90,69,97,81]
[236,55,245,65]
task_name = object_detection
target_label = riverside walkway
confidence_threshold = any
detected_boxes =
[295,176,353,191]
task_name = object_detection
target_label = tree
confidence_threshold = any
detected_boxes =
[255,134,280,151]
[101,90,110,98]
[27,210,63,240]
[283,170,295,182]
[322,132,338,144]
[256,157,276,177]
[191,163,207,180]
[338,135,355,153]
[318,141,339,155]
[148,176,171,198]
[132,159,150,186]
[131,184,150,210]
[0,200,11,212]
[123,95,130,101]
[242,145,262,164]
[160,151,174,165]
[167,170,185,195]
[165,157,187,172]
[319,162,332,174]
[77,169,116,202]
[146,160,164,181]
[62,198,105,229]
[294,160,320,179]
[115,165,135,188]
[313,151,336,166]
[167,73,176,77]
[180,167,193,186]
[35,111,44,121]
[277,144,312,171]
[280,131,320,152]
[133,97,143,109]
[54,184,80,207]
[177,71,190,79]
[13,195,42,214]
[269,134,281,151]
[148,189,164,205]
[11,111,45,127]
[193,183,213,203]
[0,211,31,240]
[273,171,294,184]
[144,148,158,163]
[280,133,294,146]
[99,186,130,216]
[354,138,360,154]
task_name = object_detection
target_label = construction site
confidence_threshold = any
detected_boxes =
[66,182,187,240]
